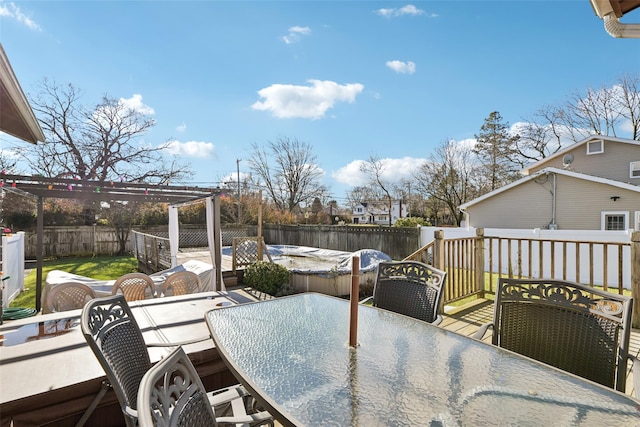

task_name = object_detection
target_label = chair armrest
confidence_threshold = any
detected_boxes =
[123,406,138,422]
[208,384,250,407]
[432,314,443,326]
[359,296,373,305]
[216,410,273,427]
[472,322,493,340]
[145,335,211,347]
[629,354,640,399]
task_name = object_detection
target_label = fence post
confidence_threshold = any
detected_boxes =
[475,228,485,298]
[433,230,445,271]
[632,231,640,328]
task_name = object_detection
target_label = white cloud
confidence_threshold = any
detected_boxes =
[398,5,424,16]
[386,60,416,74]
[332,157,425,187]
[220,171,250,187]
[163,140,215,157]
[119,94,155,115]
[251,79,364,119]
[0,2,41,31]
[375,4,435,18]
[376,8,395,18]
[282,25,311,44]
[176,122,187,132]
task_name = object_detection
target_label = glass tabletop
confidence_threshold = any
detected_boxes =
[206,293,640,426]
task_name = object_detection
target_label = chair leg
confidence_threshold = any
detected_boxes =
[76,380,112,427]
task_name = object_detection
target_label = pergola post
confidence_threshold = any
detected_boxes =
[36,196,43,313]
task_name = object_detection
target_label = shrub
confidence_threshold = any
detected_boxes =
[393,217,430,227]
[243,261,291,296]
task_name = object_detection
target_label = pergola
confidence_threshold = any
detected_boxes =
[2,174,224,311]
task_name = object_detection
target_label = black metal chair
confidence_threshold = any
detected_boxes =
[361,260,447,325]
[473,278,639,395]
[80,295,272,426]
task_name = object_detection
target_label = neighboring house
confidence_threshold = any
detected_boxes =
[351,200,409,225]
[459,136,640,231]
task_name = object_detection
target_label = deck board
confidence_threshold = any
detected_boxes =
[440,299,640,398]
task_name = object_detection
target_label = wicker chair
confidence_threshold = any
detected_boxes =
[138,346,274,427]
[473,278,639,394]
[81,295,272,427]
[45,282,97,313]
[361,261,447,325]
[111,272,156,301]
[161,271,202,297]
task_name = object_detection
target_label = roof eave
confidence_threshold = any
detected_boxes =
[0,44,45,144]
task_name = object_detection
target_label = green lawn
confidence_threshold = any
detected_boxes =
[9,256,138,309]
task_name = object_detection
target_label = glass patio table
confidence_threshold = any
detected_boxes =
[205,293,640,426]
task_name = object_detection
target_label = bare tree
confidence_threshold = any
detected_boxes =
[345,185,381,210]
[414,139,481,226]
[248,137,327,212]
[561,83,621,140]
[514,105,566,167]
[615,73,640,140]
[359,155,394,226]
[27,79,190,183]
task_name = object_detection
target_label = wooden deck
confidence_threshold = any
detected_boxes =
[439,298,640,398]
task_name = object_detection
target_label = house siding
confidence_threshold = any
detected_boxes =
[466,173,640,230]
[528,140,640,185]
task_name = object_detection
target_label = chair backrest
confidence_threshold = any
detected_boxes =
[112,272,156,301]
[493,278,633,393]
[162,271,202,297]
[372,261,447,323]
[138,346,217,427]
[45,282,97,313]
[81,295,152,426]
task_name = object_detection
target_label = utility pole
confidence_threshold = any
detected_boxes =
[236,158,241,224]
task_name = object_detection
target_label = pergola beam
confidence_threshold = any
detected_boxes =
[0,174,223,312]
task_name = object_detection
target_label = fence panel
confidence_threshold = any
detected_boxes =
[2,232,25,306]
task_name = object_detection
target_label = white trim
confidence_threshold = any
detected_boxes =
[630,161,640,179]
[520,136,640,175]
[459,167,640,210]
[600,211,628,231]
[635,211,640,231]
[0,44,45,143]
[586,139,604,155]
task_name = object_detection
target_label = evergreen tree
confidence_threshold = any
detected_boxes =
[473,111,520,191]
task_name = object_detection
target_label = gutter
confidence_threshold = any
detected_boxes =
[603,12,640,38]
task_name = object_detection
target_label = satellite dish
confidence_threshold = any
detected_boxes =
[562,153,574,167]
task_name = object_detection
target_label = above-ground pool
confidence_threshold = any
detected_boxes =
[223,245,391,296]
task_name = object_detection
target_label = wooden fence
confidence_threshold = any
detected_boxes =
[261,224,419,261]
[23,225,123,258]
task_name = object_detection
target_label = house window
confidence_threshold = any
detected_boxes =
[630,161,640,179]
[601,211,628,230]
[636,212,640,231]
[587,140,604,155]
[356,207,363,213]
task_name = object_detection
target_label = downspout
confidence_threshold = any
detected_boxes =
[548,172,558,230]
[459,208,470,230]
[603,13,640,38]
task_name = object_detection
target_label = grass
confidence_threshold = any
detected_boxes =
[10,255,138,309]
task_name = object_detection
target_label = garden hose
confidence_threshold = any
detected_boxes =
[2,307,37,320]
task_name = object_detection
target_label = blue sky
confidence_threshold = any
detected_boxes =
[1,1,639,206]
